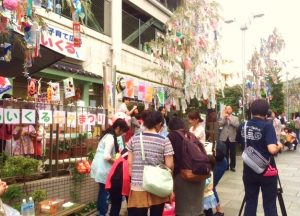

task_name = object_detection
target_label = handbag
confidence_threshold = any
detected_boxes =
[263,164,278,177]
[241,121,270,174]
[140,133,173,198]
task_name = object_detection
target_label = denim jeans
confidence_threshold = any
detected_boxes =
[243,166,278,216]
[97,183,109,216]
[213,158,227,203]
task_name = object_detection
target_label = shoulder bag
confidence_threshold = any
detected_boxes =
[241,121,270,174]
[140,133,173,198]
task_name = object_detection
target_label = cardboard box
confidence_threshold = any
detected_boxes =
[38,199,65,214]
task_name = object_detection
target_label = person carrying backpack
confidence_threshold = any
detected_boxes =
[168,117,212,216]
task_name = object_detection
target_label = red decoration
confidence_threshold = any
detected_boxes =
[73,22,81,47]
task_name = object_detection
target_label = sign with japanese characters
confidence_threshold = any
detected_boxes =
[4,109,20,124]
[21,109,36,124]
[97,113,106,126]
[0,108,3,123]
[53,111,66,125]
[78,112,88,125]
[38,110,53,124]
[41,24,86,60]
[87,113,96,126]
[67,112,76,128]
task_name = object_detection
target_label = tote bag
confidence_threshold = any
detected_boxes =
[140,133,173,198]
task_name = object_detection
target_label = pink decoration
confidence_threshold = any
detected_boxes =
[3,0,19,11]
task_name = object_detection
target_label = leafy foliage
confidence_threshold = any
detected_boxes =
[1,185,22,211]
[216,85,242,113]
[268,74,284,114]
[1,156,39,178]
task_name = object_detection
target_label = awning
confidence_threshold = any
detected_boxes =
[0,32,65,78]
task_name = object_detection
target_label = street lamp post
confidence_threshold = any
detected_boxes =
[241,25,247,120]
[225,14,264,120]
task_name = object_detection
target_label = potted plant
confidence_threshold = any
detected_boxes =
[71,133,88,157]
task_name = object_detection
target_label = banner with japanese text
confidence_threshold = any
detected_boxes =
[123,78,134,98]
[40,24,86,60]
[138,82,146,101]
[145,85,154,103]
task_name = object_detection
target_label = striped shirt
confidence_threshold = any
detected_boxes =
[127,132,174,191]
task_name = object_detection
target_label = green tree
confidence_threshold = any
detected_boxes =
[269,75,284,114]
[216,85,242,114]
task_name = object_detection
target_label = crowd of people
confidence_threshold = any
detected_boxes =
[1,95,299,216]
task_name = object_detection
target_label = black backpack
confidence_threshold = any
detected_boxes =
[175,130,213,181]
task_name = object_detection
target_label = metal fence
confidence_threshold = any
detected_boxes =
[0,100,106,180]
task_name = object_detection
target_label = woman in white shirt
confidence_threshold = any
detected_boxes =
[91,119,129,216]
[188,111,206,144]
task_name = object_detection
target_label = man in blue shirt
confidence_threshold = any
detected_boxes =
[236,99,283,216]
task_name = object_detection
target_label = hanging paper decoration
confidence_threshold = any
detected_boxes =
[33,0,41,8]
[0,16,9,33]
[63,77,75,99]
[47,86,52,102]
[123,78,134,98]
[73,22,81,47]
[51,82,60,101]
[0,43,12,62]
[55,0,62,15]
[72,0,85,21]
[157,87,166,105]
[3,0,19,11]
[27,0,33,17]
[0,76,12,94]
[116,77,126,93]
[146,0,222,106]
[138,82,146,101]
[47,0,53,11]
[145,85,154,103]
[27,78,38,97]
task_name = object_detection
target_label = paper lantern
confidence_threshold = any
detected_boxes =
[3,0,19,11]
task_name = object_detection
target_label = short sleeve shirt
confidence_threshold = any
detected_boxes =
[119,103,129,113]
[236,118,277,159]
[127,132,174,191]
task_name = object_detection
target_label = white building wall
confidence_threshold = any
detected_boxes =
[37,1,173,108]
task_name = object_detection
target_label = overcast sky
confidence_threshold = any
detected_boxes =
[218,0,300,80]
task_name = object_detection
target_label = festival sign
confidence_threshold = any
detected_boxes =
[21,109,36,124]
[41,24,86,60]
[145,85,154,103]
[38,110,53,124]
[63,77,75,99]
[138,82,146,101]
[53,110,66,125]
[0,108,3,123]
[67,112,77,128]
[123,78,134,98]
[4,109,20,124]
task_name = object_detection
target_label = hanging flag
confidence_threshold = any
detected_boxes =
[63,77,75,99]
[0,76,12,94]
[47,86,52,102]
[27,78,38,97]
[73,22,81,47]
[138,82,146,101]
[51,82,60,101]
[145,85,154,103]
[157,87,165,105]
[124,78,134,98]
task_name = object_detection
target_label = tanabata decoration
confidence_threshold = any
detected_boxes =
[76,160,91,174]
[247,28,285,100]
[124,78,134,98]
[116,77,126,93]
[27,78,38,97]
[47,85,52,102]
[73,22,81,47]
[63,77,75,99]
[50,82,60,101]
[3,0,19,11]
[146,0,222,107]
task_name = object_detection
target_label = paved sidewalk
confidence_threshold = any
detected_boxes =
[218,148,300,216]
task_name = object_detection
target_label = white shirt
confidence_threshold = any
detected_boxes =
[190,124,206,144]
[119,103,129,113]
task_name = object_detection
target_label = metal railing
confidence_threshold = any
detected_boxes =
[0,100,106,179]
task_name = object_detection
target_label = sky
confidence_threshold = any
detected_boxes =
[218,0,300,82]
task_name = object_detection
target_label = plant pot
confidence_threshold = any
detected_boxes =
[58,152,71,160]
[71,146,87,158]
